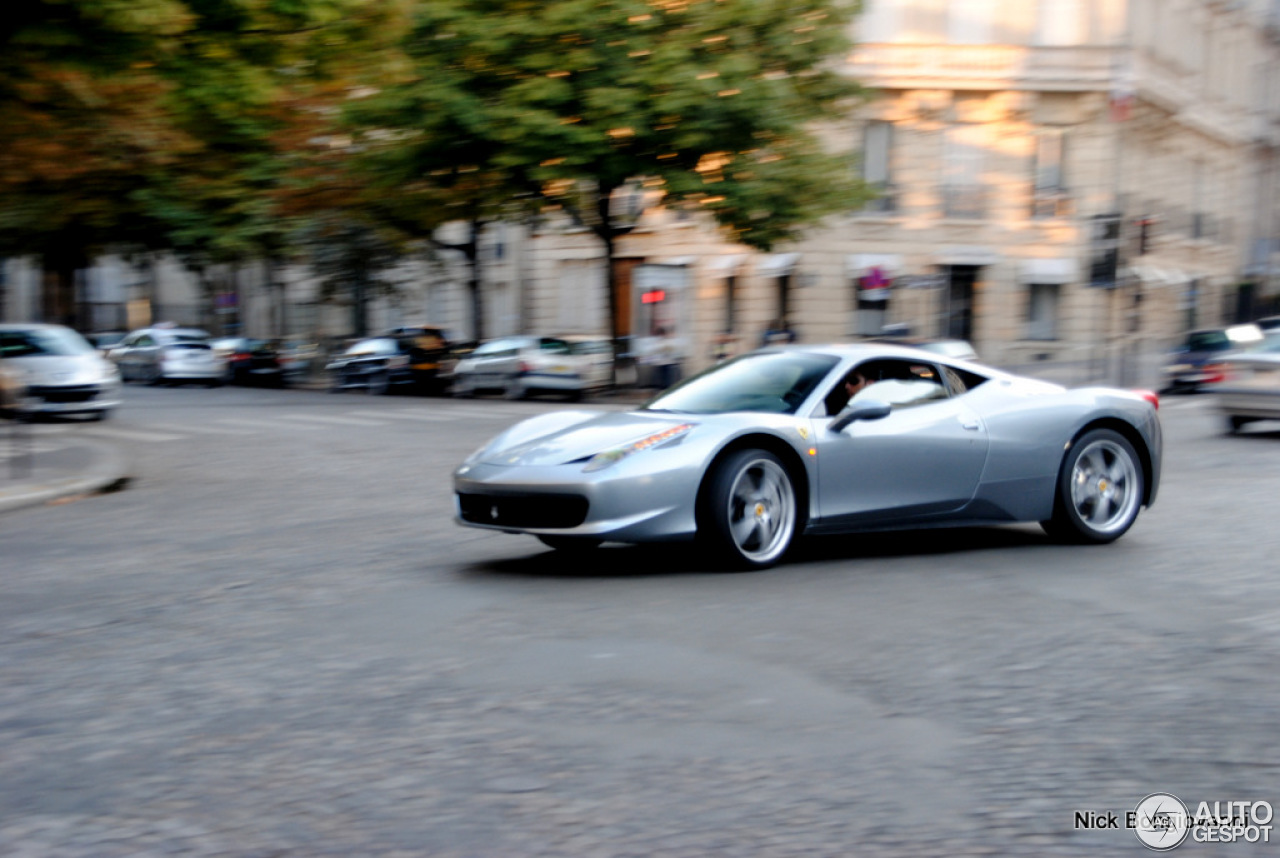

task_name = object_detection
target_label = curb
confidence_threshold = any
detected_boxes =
[0,439,133,515]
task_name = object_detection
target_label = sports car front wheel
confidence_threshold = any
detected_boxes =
[1042,428,1144,544]
[703,449,798,570]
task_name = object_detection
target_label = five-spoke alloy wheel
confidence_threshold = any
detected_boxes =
[703,449,798,569]
[1043,428,1144,543]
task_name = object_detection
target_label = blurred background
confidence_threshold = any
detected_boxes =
[4,0,1280,386]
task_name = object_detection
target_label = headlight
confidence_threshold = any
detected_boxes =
[582,423,695,473]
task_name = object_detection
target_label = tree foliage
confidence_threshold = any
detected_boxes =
[0,0,401,325]
[349,0,869,356]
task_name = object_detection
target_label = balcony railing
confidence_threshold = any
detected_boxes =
[848,44,1118,91]
[861,183,899,215]
[1032,190,1072,219]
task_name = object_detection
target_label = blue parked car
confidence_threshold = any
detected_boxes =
[1163,325,1262,393]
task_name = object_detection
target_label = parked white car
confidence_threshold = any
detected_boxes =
[108,324,225,386]
[559,335,614,393]
[0,323,122,420]
[452,336,588,400]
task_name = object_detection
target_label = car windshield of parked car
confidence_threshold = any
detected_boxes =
[646,351,840,415]
[1187,331,1231,352]
[538,338,571,354]
[0,327,95,358]
[346,338,397,356]
[161,329,210,344]
[567,339,611,356]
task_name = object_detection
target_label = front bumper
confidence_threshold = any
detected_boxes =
[25,382,121,414]
[453,458,704,542]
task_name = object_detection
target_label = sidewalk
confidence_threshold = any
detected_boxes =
[0,428,132,515]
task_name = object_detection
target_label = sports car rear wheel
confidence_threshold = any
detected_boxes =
[704,449,797,570]
[1043,428,1144,544]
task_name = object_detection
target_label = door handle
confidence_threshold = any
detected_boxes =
[958,417,981,431]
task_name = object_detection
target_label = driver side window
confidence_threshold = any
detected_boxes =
[824,359,949,416]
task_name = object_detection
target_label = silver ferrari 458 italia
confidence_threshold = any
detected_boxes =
[454,344,1162,569]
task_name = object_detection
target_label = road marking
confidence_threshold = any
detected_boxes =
[215,417,321,431]
[83,426,184,443]
[150,421,253,436]
[273,413,386,427]
[347,410,447,422]
[0,440,66,459]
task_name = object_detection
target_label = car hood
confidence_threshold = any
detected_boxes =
[6,354,113,385]
[477,410,696,467]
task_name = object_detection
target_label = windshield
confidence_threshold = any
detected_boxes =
[0,327,96,357]
[346,338,397,356]
[646,351,840,415]
[1187,331,1231,351]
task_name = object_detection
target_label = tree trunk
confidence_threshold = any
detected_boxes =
[466,218,484,342]
[353,271,368,338]
[41,251,83,330]
[597,187,621,388]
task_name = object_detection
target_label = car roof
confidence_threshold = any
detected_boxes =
[0,322,78,332]
[765,342,976,360]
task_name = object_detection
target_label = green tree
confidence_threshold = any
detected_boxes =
[0,0,398,328]
[350,0,868,368]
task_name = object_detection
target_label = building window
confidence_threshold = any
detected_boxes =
[942,125,986,219]
[1026,283,1060,340]
[861,121,897,213]
[724,275,737,333]
[1032,129,1070,218]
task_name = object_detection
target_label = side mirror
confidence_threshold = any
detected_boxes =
[830,399,892,432]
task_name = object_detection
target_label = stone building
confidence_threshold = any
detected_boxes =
[518,0,1280,379]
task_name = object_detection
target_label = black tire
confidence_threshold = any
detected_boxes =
[699,449,799,570]
[1227,415,1252,434]
[504,377,528,400]
[146,365,165,386]
[367,372,391,396]
[88,409,110,422]
[1041,428,1144,544]
[537,535,603,552]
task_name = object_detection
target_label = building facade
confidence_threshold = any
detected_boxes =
[519,0,1280,379]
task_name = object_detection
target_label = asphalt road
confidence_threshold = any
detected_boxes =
[2,384,1279,856]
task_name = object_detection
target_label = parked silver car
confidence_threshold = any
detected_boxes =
[452,336,588,400]
[455,344,1163,569]
[108,324,225,385]
[0,323,122,419]
[1210,332,1280,432]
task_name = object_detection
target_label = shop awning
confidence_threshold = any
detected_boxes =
[936,246,1000,266]
[1130,265,1185,286]
[1019,258,1077,284]
[755,252,800,276]
[847,254,904,277]
[706,255,744,276]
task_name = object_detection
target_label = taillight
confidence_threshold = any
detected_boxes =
[232,352,251,362]
[518,360,532,374]
[1133,389,1159,410]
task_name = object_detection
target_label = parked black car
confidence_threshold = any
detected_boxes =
[326,327,453,395]
[211,337,286,386]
